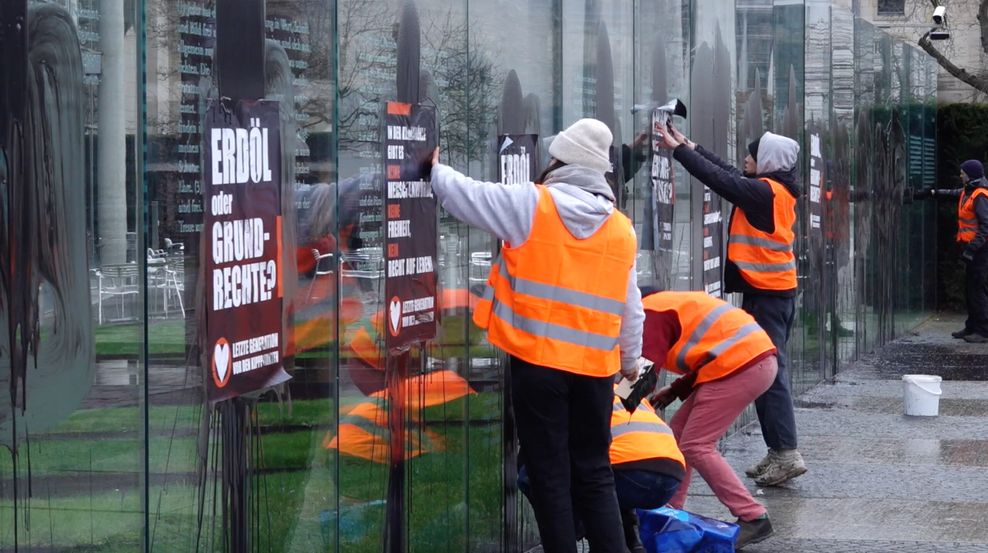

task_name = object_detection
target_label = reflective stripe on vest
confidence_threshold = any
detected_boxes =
[727,177,797,290]
[609,396,685,467]
[957,188,988,243]
[473,186,636,377]
[646,291,777,384]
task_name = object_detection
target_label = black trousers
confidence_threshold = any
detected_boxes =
[966,247,988,337]
[741,294,799,450]
[510,356,625,553]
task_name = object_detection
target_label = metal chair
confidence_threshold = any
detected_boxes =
[95,263,140,324]
[307,248,335,301]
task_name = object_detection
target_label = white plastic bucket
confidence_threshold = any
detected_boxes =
[902,375,943,416]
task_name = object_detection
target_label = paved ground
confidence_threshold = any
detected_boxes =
[682,314,988,552]
[532,314,988,552]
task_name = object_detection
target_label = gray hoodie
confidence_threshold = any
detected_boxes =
[756,132,800,176]
[430,163,644,372]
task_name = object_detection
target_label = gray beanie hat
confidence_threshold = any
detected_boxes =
[548,118,613,174]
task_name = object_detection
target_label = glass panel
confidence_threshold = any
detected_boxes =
[796,0,830,393]
[830,5,856,368]
[635,0,692,293]
[462,0,560,549]
[144,0,338,550]
[0,0,143,549]
[0,2,948,550]
[691,0,736,298]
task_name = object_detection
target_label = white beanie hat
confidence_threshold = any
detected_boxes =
[548,118,613,174]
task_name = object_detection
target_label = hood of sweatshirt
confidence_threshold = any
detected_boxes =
[542,164,616,239]
[756,132,799,175]
[756,132,801,198]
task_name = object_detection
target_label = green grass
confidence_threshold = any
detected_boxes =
[93,312,491,360]
[0,392,507,551]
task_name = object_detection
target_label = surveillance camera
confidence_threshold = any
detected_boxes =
[930,29,950,40]
[932,6,946,25]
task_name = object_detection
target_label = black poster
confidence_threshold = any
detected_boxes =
[497,134,539,185]
[383,101,438,348]
[702,189,724,298]
[202,100,291,402]
[808,131,824,238]
[650,110,675,286]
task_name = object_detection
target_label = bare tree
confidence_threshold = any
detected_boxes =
[917,0,988,95]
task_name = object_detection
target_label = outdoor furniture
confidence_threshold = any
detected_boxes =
[307,248,335,301]
[148,259,185,318]
[94,263,140,324]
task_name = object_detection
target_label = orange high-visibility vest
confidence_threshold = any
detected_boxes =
[610,395,685,468]
[727,177,797,290]
[645,291,776,384]
[957,187,988,243]
[473,186,636,377]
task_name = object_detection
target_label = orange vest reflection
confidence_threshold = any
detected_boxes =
[324,309,476,463]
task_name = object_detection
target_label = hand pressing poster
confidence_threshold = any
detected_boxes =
[202,99,291,402]
[383,101,439,349]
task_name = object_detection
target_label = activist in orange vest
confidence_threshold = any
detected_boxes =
[430,118,644,553]
[657,126,806,504]
[917,159,988,342]
[608,394,685,553]
[518,392,684,553]
[641,289,779,549]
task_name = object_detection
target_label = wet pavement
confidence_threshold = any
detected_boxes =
[531,314,988,552]
[682,314,988,552]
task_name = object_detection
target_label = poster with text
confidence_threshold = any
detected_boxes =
[650,110,675,287]
[202,100,291,402]
[497,134,539,184]
[702,189,724,298]
[384,101,438,349]
[808,132,824,235]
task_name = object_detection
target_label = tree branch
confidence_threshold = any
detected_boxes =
[918,31,988,96]
[979,0,988,57]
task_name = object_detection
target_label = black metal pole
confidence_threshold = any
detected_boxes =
[214,0,264,550]
[385,350,409,553]
[0,3,27,550]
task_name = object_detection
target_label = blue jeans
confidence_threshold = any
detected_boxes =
[518,466,680,512]
[613,468,681,510]
[742,293,799,450]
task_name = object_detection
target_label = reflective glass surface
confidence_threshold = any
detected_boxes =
[0,0,941,550]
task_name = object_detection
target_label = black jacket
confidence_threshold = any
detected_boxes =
[673,144,801,296]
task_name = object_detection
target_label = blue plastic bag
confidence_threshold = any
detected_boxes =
[637,506,739,553]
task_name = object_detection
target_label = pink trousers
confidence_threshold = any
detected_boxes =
[667,355,778,521]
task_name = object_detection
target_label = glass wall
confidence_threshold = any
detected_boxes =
[0,1,143,549]
[0,0,938,550]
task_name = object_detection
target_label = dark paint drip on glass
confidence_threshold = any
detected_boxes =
[2,3,92,447]
[1,4,92,545]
